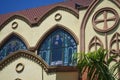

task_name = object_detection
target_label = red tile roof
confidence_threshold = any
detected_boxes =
[0,0,93,28]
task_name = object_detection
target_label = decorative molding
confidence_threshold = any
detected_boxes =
[0,6,79,30]
[0,25,79,69]
[0,50,48,72]
[88,36,103,51]
[0,32,30,50]
[35,24,79,50]
[55,13,62,21]
[80,0,100,52]
[109,32,120,62]
[37,6,79,26]
[0,15,31,30]
[0,50,78,72]
[92,7,119,33]
[12,22,18,29]
[80,0,120,52]
[16,63,24,73]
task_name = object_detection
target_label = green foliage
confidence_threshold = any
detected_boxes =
[73,48,119,80]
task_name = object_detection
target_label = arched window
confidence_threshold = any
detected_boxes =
[38,28,77,66]
[0,35,27,60]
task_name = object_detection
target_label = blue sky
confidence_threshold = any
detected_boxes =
[0,0,64,14]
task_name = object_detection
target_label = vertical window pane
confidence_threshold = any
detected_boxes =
[40,50,50,64]
[51,48,63,66]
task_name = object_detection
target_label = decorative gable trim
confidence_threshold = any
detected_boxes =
[0,6,79,30]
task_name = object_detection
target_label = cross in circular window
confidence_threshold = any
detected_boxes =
[92,7,119,33]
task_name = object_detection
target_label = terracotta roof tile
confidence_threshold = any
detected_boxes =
[0,0,93,27]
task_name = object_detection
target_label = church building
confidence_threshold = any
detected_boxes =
[0,0,120,80]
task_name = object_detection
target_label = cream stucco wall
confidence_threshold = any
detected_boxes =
[0,10,80,51]
[0,57,56,80]
[0,9,79,80]
[85,0,120,52]
[0,0,120,80]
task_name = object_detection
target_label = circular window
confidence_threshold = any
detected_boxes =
[55,13,62,21]
[12,22,18,29]
[16,63,24,73]
[92,7,119,33]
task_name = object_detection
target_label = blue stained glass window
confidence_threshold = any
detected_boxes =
[0,36,27,60]
[38,29,77,66]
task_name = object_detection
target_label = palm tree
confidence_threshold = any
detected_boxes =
[73,48,119,80]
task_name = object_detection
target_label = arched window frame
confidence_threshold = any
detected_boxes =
[0,32,29,60]
[36,25,79,66]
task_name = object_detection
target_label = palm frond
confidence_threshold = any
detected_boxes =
[75,48,118,80]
